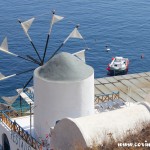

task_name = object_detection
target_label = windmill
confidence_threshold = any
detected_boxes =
[0,10,88,111]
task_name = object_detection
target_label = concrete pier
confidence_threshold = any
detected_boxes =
[95,72,150,103]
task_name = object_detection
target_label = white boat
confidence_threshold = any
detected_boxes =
[107,56,129,75]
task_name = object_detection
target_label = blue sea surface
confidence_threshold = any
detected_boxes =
[0,0,150,106]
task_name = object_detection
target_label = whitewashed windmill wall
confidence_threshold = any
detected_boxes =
[34,52,94,139]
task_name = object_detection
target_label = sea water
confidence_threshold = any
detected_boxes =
[0,0,150,106]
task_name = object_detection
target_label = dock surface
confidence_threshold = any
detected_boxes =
[95,72,150,103]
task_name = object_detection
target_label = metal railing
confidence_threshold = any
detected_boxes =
[0,107,30,118]
[1,111,42,150]
[95,91,120,104]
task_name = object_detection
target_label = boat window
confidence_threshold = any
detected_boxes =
[115,58,121,62]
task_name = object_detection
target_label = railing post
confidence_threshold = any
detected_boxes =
[1,113,4,122]
[0,111,1,118]
[30,103,32,136]
[13,120,16,132]
[3,114,6,124]
[118,91,120,99]
[10,121,13,130]
[19,126,20,135]
[6,117,8,125]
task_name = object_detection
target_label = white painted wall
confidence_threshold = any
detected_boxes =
[34,71,94,139]
[0,122,35,150]
[51,102,150,150]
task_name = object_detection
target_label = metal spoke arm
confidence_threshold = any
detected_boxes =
[0,68,35,81]
[17,55,40,65]
[18,19,42,64]
[47,25,79,61]
[23,76,33,89]
[26,55,41,65]
[16,68,36,76]
[42,10,55,64]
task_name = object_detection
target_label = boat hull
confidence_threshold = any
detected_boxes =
[107,68,128,76]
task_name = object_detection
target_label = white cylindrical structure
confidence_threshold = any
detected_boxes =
[51,102,150,150]
[34,52,94,139]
